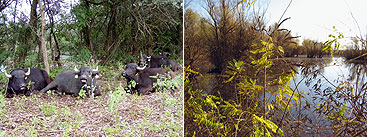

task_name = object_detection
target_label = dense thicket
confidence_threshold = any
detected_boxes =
[342,37,367,61]
[0,0,182,68]
[184,0,299,74]
[184,0,302,136]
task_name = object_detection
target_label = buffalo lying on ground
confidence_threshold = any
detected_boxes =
[0,66,51,98]
[122,63,174,95]
[139,53,180,71]
[40,66,101,97]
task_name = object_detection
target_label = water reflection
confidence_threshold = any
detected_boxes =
[191,57,367,135]
[290,57,367,135]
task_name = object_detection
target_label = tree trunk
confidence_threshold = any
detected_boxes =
[82,0,92,53]
[102,4,117,63]
[53,30,61,67]
[38,0,49,74]
[50,26,54,63]
[19,0,38,62]
[45,1,61,67]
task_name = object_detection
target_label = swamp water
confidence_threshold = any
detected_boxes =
[193,57,367,136]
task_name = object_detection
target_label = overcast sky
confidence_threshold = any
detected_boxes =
[187,0,367,47]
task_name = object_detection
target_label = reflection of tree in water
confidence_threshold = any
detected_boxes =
[345,62,367,85]
[298,58,332,80]
[310,61,367,136]
[297,58,332,96]
[284,58,334,135]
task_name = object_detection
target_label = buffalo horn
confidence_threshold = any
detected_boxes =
[92,66,98,72]
[3,70,12,78]
[136,65,146,70]
[147,56,151,61]
[25,68,31,76]
[74,66,80,73]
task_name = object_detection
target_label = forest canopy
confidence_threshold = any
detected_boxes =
[0,0,183,68]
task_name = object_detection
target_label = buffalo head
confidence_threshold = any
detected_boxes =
[139,53,151,68]
[74,66,99,85]
[1,65,30,93]
[73,66,100,96]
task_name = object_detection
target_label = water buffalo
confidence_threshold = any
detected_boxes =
[122,63,174,95]
[0,65,51,98]
[40,66,101,97]
[139,53,180,71]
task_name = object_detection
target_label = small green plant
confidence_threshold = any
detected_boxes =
[0,92,6,121]
[152,73,181,93]
[130,92,142,101]
[104,124,122,135]
[107,87,127,121]
[144,108,152,117]
[78,86,87,99]
[127,80,136,92]
[39,102,57,116]
[31,117,40,126]
[162,64,172,70]
[0,74,7,91]
[26,80,34,91]
[63,124,73,137]
[25,125,38,137]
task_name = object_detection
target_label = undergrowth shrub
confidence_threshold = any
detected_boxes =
[39,102,57,116]
[185,40,301,136]
[152,73,182,93]
[107,87,127,121]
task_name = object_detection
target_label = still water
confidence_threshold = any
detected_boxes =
[288,57,367,135]
[194,57,367,135]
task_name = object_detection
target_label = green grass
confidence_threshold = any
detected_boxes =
[0,93,6,123]
[39,102,57,116]
[107,86,128,121]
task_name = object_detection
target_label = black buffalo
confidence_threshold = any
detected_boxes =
[122,63,174,95]
[40,66,101,97]
[1,66,51,98]
[139,53,180,71]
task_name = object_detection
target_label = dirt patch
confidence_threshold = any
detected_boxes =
[0,73,183,136]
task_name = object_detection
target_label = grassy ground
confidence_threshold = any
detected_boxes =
[0,65,183,136]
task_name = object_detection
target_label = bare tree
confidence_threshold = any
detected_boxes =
[184,0,193,9]
[39,0,49,73]
[0,0,13,12]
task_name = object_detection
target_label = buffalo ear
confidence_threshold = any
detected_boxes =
[92,72,101,78]
[92,66,99,78]
[94,73,101,78]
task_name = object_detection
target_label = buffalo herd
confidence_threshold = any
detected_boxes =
[0,53,180,98]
